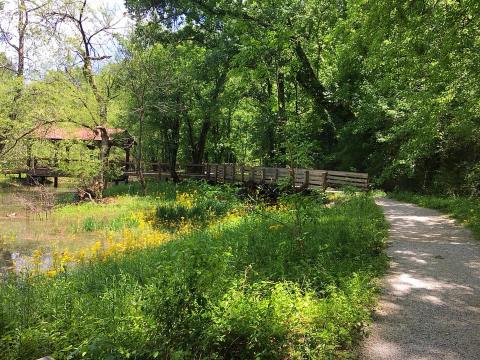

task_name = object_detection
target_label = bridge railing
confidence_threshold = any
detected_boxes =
[2,160,369,190]
[126,162,369,190]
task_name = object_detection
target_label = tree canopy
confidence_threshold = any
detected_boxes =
[1,0,479,194]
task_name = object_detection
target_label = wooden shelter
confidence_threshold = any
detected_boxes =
[24,125,135,186]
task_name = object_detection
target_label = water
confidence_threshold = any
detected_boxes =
[0,185,104,272]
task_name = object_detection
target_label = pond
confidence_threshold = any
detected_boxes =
[0,185,107,273]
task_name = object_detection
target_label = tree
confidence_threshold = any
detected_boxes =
[0,0,52,157]
[118,42,196,182]
[0,0,50,79]
[47,0,126,190]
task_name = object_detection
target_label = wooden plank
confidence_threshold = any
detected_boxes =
[327,170,368,179]
[327,179,368,188]
[327,175,368,184]
[309,179,327,185]
[309,175,328,182]
[309,170,327,177]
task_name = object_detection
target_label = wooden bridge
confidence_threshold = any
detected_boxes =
[1,162,369,190]
[127,163,369,190]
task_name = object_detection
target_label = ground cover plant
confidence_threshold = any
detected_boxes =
[0,181,388,360]
[390,192,480,240]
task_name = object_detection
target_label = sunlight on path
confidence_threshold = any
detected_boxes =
[360,198,480,360]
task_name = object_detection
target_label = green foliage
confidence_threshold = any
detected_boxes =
[390,192,480,240]
[0,188,388,359]
[118,0,480,194]
[3,0,477,195]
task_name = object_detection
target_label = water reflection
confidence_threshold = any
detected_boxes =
[0,185,84,273]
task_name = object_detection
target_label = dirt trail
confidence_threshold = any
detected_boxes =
[360,198,480,360]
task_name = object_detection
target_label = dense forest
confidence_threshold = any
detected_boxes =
[1,0,479,194]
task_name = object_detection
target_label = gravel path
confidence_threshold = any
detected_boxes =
[360,198,480,360]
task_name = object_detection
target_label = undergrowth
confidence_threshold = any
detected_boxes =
[390,192,480,240]
[0,182,388,360]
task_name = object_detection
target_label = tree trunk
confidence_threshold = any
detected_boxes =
[97,127,111,193]
[167,117,181,182]
[276,68,287,161]
[191,115,211,164]
[137,109,146,195]
[7,0,27,123]
[277,70,287,125]
[293,41,355,158]
[84,56,110,194]
[17,0,25,79]
[190,71,228,164]
[264,77,275,166]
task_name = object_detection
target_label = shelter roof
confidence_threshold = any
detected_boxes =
[34,126,127,141]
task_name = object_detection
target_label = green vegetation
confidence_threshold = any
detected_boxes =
[2,0,479,195]
[0,181,388,359]
[390,192,480,240]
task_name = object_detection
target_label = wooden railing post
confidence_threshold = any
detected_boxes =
[223,164,227,183]
[232,164,236,183]
[215,165,219,183]
[304,170,310,188]
[240,166,245,183]
[262,168,266,183]
[206,164,211,181]
[250,167,255,183]
[275,168,279,183]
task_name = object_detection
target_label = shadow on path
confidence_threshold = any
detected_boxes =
[360,198,480,360]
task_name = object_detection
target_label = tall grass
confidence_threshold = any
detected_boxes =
[390,192,480,240]
[0,187,388,359]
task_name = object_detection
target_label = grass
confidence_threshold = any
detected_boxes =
[67,181,240,232]
[0,181,389,359]
[390,192,480,240]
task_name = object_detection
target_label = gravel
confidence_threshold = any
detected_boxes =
[359,198,480,360]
